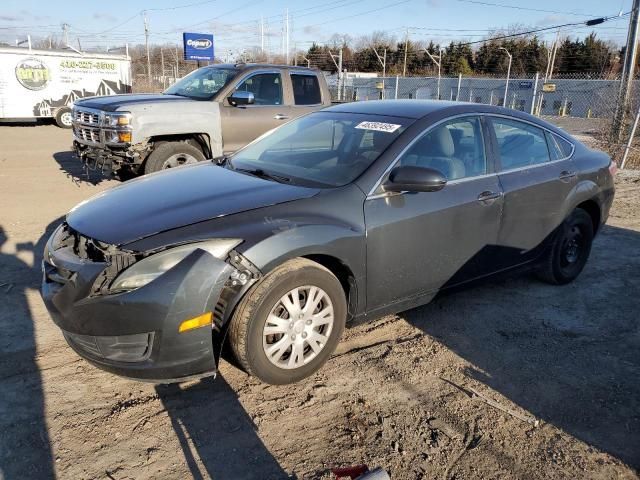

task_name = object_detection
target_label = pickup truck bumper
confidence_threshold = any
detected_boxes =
[41,232,235,383]
[74,140,143,175]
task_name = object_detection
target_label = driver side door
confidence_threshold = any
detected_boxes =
[221,71,291,153]
[364,115,504,313]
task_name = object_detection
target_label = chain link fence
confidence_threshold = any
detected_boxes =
[131,64,640,168]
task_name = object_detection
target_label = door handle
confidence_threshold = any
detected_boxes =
[274,114,289,120]
[477,190,503,204]
[559,170,577,182]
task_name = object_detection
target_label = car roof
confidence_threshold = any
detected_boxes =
[326,99,492,119]
[211,63,317,72]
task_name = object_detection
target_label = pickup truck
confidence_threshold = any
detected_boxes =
[71,63,332,177]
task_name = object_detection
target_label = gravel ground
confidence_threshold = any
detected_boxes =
[0,125,639,480]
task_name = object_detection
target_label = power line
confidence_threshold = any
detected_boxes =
[454,0,599,17]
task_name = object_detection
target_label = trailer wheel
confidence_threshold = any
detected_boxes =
[55,108,73,129]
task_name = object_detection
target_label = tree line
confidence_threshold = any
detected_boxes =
[302,30,621,77]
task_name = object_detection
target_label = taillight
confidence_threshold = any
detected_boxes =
[609,160,618,176]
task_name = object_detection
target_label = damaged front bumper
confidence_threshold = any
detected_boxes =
[40,230,248,383]
[73,140,149,176]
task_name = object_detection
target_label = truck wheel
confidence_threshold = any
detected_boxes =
[144,142,205,174]
[228,258,347,385]
[536,208,594,285]
[55,108,73,129]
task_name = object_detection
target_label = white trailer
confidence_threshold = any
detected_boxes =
[0,46,131,128]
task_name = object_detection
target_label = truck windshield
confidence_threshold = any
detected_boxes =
[164,67,238,100]
[229,111,412,187]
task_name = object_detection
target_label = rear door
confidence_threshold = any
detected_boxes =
[364,115,504,311]
[220,70,291,153]
[487,115,577,265]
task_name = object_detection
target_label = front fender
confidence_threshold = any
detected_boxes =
[128,102,223,157]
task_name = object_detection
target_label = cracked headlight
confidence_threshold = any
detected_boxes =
[111,239,242,292]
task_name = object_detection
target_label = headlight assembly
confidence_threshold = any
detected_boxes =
[103,112,131,127]
[110,239,242,292]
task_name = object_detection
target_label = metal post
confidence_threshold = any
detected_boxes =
[382,48,386,99]
[499,47,512,107]
[456,73,462,101]
[402,27,409,77]
[161,49,165,87]
[338,48,343,101]
[285,8,289,64]
[613,0,640,140]
[530,72,539,115]
[395,75,399,99]
[260,16,264,54]
[621,104,640,169]
[144,12,151,82]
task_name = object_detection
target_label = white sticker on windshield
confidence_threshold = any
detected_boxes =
[355,121,401,133]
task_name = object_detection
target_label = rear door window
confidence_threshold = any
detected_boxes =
[291,74,322,105]
[490,117,550,170]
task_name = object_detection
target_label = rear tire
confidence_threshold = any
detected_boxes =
[536,208,594,285]
[55,108,73,129]
[228,258,347,385]
[144,141,205,174]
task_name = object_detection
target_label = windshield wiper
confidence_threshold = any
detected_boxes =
[234,167,291,183]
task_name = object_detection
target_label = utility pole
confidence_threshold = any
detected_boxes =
[402,27,409,77]
[425,48,443,100]
[62,23,69,45]
[144,12,151,82]
[284,8,290,64]
[77,37,82,51]
[160,48,165,86]
[613,0,640,141]
[260,16,264,54]
[499,47,512,107]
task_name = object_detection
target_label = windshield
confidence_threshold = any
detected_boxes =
[164,67,238,100]
[230,111,411,187]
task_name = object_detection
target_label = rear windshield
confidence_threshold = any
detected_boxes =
[230,111,413,187]
[164,67,238,100]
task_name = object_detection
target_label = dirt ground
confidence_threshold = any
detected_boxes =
[0,125,639,480]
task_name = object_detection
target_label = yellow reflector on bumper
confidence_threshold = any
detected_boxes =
[118,131,132,143]
[178,312,213,333]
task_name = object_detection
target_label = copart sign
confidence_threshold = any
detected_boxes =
[183,32,214,61]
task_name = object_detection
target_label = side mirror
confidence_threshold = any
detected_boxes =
[228,90,254,107]
[382,166,447,193]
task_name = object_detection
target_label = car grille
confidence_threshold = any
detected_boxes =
[73,125,101,144]
[73,109,100,125]
[64,331,154,362]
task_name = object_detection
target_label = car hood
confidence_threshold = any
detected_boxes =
[75,94,194,112]
[66,163,320,246]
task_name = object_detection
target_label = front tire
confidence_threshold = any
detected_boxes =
[228,258,347,385]
[537,208,594,285]
[55,107,73,128]
[144,141,205,174]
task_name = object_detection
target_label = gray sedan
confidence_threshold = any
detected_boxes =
[41,100,615,385]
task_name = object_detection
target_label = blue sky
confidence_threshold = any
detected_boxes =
[0,0,633,54]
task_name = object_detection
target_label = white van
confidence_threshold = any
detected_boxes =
[0,46,131,128]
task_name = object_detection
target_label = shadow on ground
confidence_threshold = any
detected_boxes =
[0,217,63,479]
[52,151,109,186]
[156,377,287,480]
[400,224,640,469]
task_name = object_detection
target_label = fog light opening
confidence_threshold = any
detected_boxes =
[178,312,213,333]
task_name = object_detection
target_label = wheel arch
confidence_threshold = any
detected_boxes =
[575,198,601,234]
[147,133,212,157]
